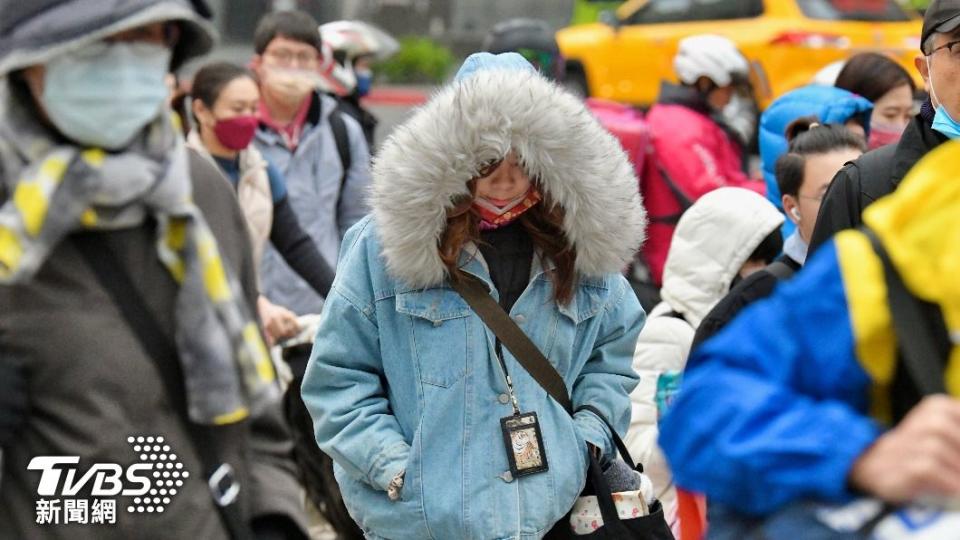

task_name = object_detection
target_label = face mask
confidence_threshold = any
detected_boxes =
[721,92,756,146]
[42,42,171,150]
[263,66,318,106]
[213,115,259,150]
[355,68,373,97]
[472,188,541,230]
[926,55,960,139]
[867,122,905,150]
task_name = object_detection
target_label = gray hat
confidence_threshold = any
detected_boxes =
[0,0,216,76]
[922,0,960,52]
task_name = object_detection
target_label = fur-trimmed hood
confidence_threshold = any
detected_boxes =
[370,68,646,288]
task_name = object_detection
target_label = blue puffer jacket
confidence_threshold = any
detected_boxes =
[759,85,873,235]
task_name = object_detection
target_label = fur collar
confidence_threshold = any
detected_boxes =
[370,69,646,288]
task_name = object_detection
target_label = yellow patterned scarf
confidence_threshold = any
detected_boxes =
[0,86,277,425]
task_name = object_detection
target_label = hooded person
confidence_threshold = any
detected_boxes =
[758,84,873,236]
[301,52,647,539]
[624,187,783,536]
[0,1,307,538]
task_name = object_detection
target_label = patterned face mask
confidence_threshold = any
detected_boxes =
[472,188,542,230]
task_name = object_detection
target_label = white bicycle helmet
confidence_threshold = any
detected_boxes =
[673,34,749,88]
[317,20,399,95]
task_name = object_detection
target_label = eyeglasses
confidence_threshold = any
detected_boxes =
[798,193,825,203]
[928,39,960,59]
[265,48,320,68]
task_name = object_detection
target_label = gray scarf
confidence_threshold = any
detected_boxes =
[0,82,278,425]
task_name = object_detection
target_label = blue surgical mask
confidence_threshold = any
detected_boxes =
[355,68,373,97]
[42,42,172,150]
[931,106,960,139]
[927,55,960,140]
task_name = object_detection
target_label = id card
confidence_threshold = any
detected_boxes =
[500,412,548,477]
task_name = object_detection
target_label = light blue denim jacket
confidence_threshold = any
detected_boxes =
[303,216,643,539]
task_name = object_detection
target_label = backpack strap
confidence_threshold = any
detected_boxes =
[864,228,948,397]
[647,163,694,225]
[328,106,353,211]
[765,260,795,281]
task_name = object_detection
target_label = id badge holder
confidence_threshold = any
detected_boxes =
[500,412,549,478]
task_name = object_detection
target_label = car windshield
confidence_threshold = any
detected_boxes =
[796,0,912,21]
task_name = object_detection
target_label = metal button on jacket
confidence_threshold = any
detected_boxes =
[497,393,510,405]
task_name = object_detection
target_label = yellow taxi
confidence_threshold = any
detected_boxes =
[558,0,923,108]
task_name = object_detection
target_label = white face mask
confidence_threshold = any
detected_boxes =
[263,66,320,105]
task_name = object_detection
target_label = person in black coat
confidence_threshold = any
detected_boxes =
[808,2,960,252]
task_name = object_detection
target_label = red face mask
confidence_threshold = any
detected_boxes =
[213,115,259,151]
[868,122,904,150]
[473,188,542,230]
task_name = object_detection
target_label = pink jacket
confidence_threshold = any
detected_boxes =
[641,102,765,285]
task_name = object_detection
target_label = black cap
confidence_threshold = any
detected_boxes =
[922,0,960,52]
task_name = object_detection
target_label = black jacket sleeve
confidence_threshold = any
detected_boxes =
[270,196,335,298]
[807,163,864,256]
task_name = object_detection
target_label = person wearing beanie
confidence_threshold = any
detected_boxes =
[809,0,958,253]
[0,1,307,538]
[302,52,647,538]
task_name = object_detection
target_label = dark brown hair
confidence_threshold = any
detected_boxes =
[253,10,323,54]
[834,52,916,103]
[440,180,577,305]
[776,116,866,198]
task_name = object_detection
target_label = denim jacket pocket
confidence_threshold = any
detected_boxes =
[396,288,473,388]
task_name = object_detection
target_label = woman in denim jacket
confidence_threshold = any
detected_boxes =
[302,52,647,539]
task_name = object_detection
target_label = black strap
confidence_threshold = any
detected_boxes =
[645,164,693,226]
[72,232,255,540]
[329,107,353,211]
[765,260,795,281]
[449,273,573,414]
[865,229,947,396]
[576,404,637,470]
[655,163,694,212]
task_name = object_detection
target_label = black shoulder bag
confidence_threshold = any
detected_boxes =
[450,273,674,540]
[73,232,255,540]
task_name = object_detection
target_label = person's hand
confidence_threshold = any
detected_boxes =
[848,395,960,503]
[0,357,29,447]
[257,295,301,346]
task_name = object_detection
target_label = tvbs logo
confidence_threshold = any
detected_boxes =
[29,435,189,524]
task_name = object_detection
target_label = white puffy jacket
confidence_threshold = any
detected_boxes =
[626,187,783,532]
